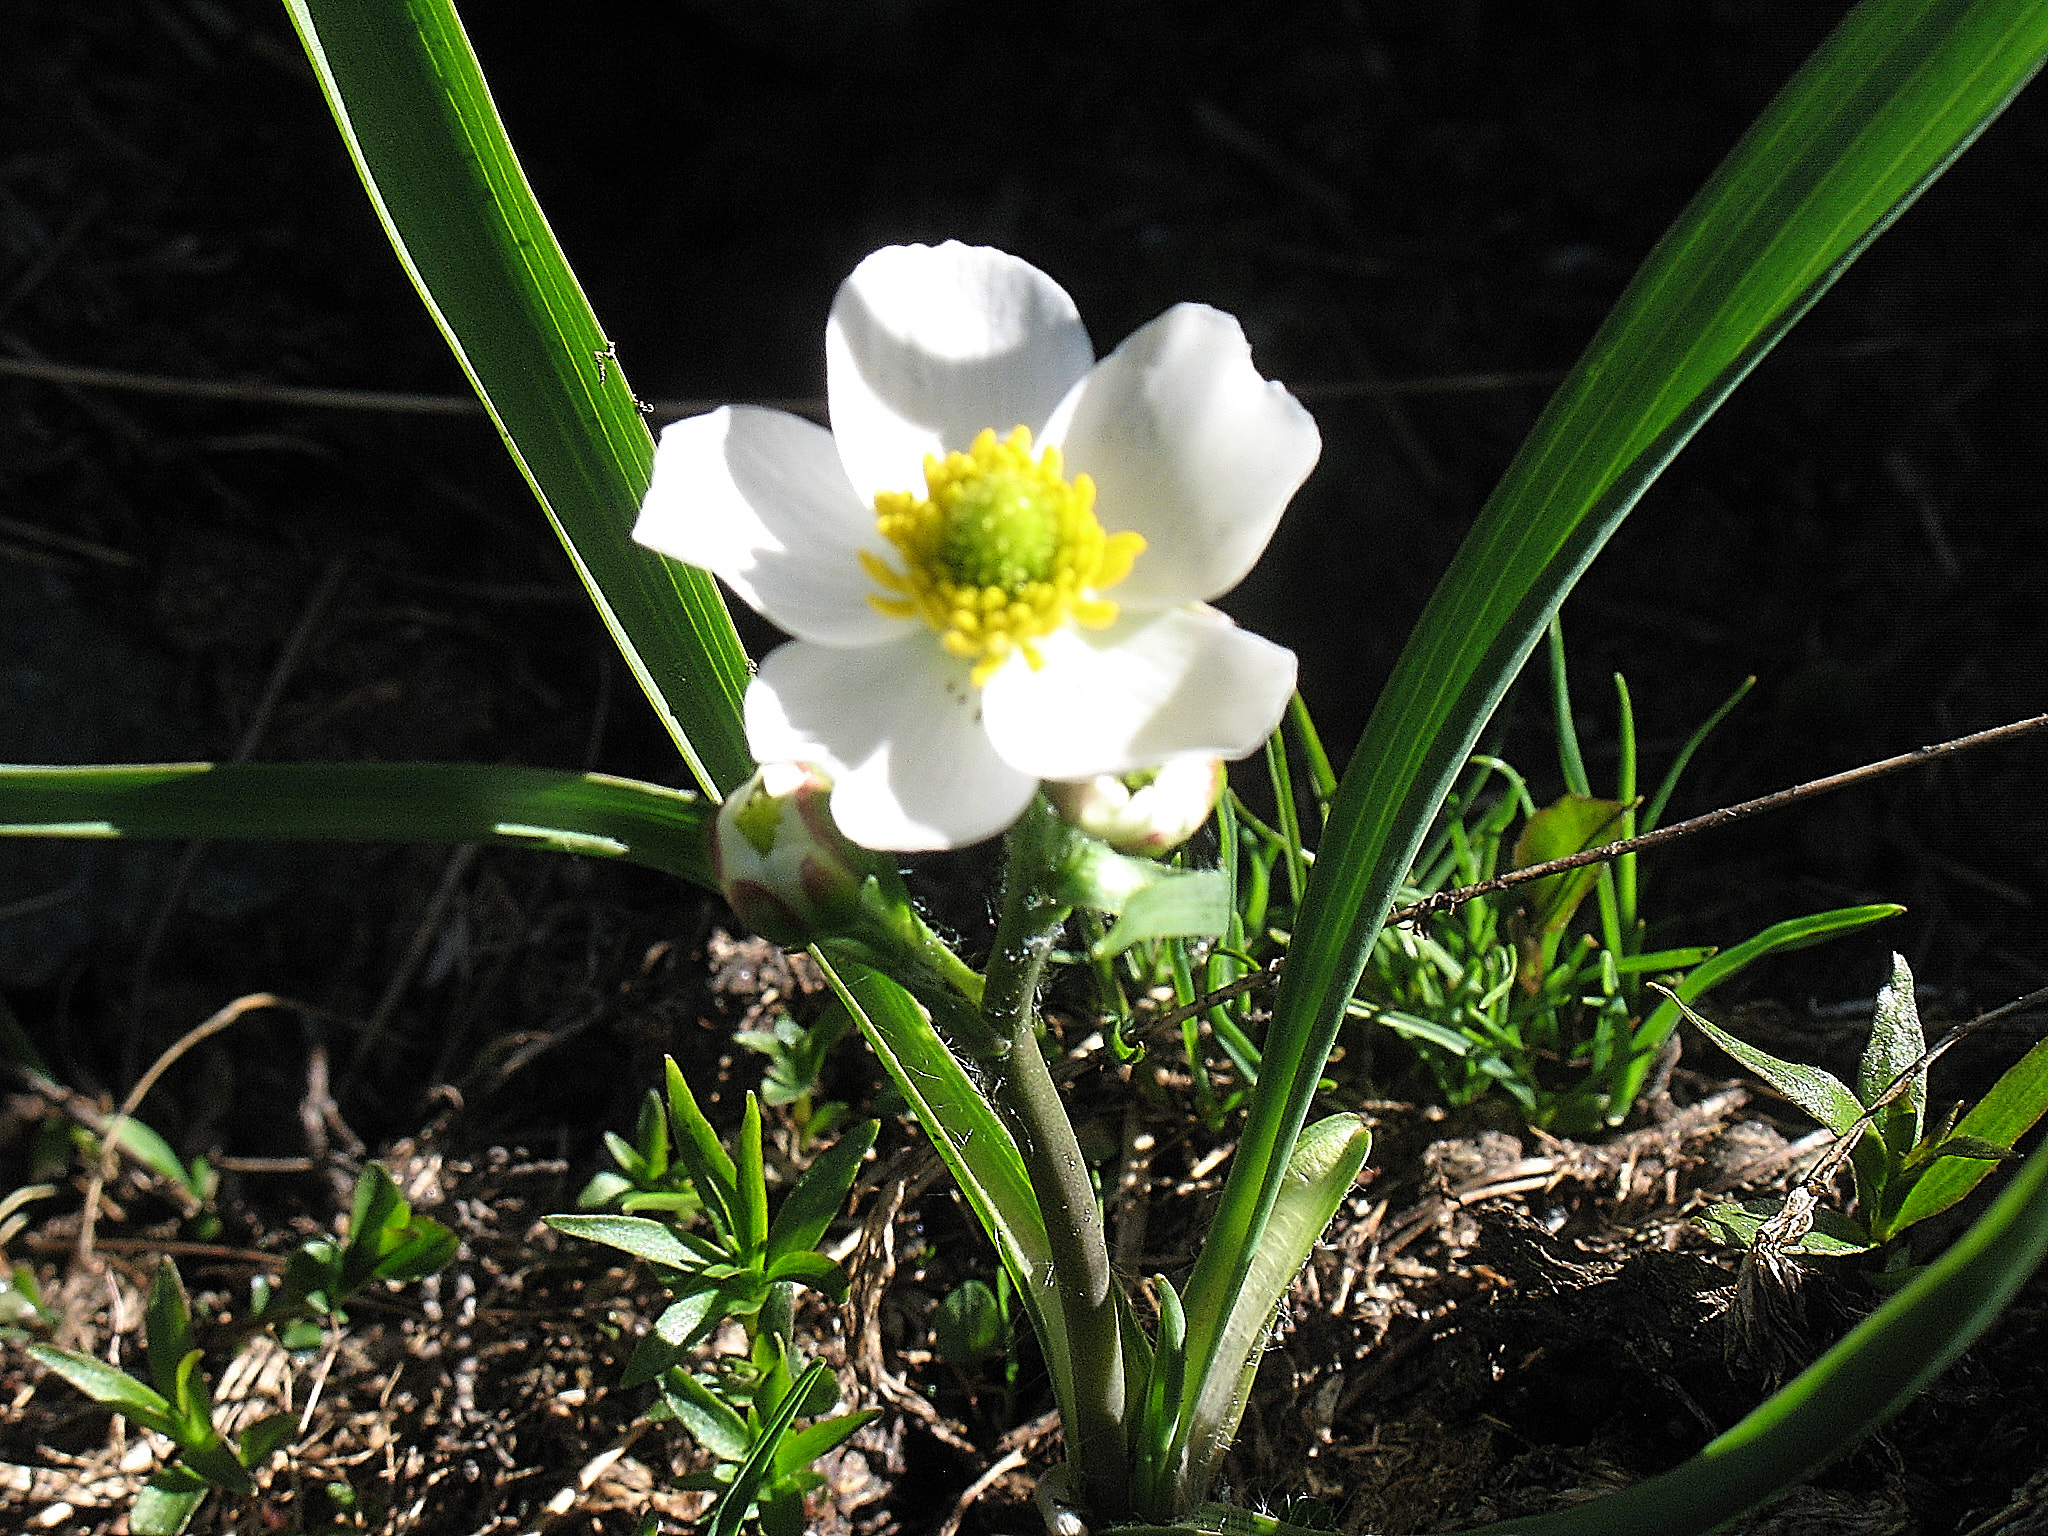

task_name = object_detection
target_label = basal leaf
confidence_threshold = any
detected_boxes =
[283,0,751,794]
[1175,0,2046,1501]
[0,763,713,890]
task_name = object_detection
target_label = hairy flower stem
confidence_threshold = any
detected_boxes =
[861,868,987,1005]
[984,799,1130,1519]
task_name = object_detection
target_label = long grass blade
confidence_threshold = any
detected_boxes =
[283,0,753,795]
[1174,0,2048,1491]
[0,762,711,886]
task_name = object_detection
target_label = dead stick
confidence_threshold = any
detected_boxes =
[1141,712,2048,1035]
[1389,712,2048,925]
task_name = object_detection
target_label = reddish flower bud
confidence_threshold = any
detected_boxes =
[712,763,874,946]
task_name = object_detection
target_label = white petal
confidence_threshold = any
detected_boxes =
[826,243,1095,501]
[632,406,900,647]
[747,635,1039,851]
[981,607,1297,780]
[1045,304,1320,608]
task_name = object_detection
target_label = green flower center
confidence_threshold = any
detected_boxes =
[862,426,1146,687]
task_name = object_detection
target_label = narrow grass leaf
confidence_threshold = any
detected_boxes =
[283,0,751,795]
[709,1359,828,1536]
[1619,904,1906,1113]
[1176,0,2048,1477]
[0,763,713,888]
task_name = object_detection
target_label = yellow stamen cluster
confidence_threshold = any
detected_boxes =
[864,426,1146,687]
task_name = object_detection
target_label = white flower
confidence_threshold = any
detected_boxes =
[633,242,1319,852]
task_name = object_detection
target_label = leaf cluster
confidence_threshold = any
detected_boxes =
[548,1058,879,1534]
[1348,630,1899,1131]
[25,1164,454,1534]
[1692,954,2048,1266]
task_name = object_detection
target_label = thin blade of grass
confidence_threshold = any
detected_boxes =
[0,762,712,887]
[284,0,752,796]
[1172,0,2048,1496]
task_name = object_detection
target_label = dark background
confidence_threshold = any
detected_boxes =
[4,0,2046,1121]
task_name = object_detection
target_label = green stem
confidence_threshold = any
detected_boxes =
[863,867,985,1004]
[984,799,1130,1519]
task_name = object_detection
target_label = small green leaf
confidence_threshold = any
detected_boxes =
[619,1189,705,1217]
[1927,1135,2015,1163]
[28,1343,178,1436]
[665,1056,740,1238]
[932,1280,1007,1366]
[1893,1032,2048,1232]
[660,1367,752,1462]
[145,1260,193,1403]
[636,1088,673,1178]
[1859,953,1927,1151]
[177,1426,256,1497]
[104,1118,195,1193]
[131,1469,209,1536]
[172,1349,217,1435]
[1509,794,1627,935]
[1678,997,1865,1139]
[766,1120,877,1269]
[237,1411,297,1468]
[734,1095,769,1259]
[1133,1274,1190,1513]
[369,1218,458,1285]
[772,1407,879,1478]
[759,1489,810,1536]
[1694,1197,1876,1256]
[546,1213,705,1270]
[763,1250,848,1301]
[603,1131,648,1184]
[622,1290,727,1388]
[1090,868,1232,960]
[340,1164,408,1289]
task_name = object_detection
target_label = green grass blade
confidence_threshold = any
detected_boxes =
[1174,0,2048,1478]
[0,762,711,887]
[283,0,752,796]
[810,948,1072,1416]
[1455,1135,2048,1535]
[708,1359,828,1536]
[1641,676,1757,835]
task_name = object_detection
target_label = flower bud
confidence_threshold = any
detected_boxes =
[713,763,874,946]
[1046,756,1226,857]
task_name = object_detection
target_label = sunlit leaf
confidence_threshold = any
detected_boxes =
[1175,0,2048,1508]
[283,0,752,794]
